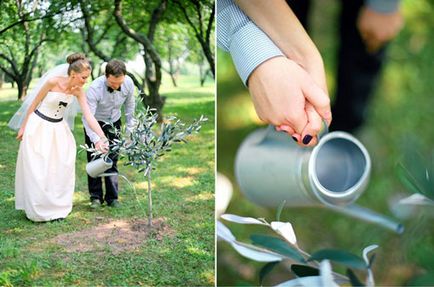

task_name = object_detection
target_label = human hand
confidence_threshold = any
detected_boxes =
[95,138,109,154]
[357,6,403,53]
[16,126,25,141]
[248,56,331,146]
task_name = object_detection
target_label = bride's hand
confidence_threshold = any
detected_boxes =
[16,126,25,141]
[95,139,109,154]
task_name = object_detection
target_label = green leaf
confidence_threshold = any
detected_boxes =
[290,264,319,278]
[259,261,279,285]
[308,249,367,270]
[250,235,305,263]
[397,145,434,200]
[346,269,365,286]
[276,200,286,222]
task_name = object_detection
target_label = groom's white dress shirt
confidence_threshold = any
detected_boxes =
[82,75,136,143]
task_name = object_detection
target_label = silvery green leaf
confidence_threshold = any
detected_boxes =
[221,214,267,225]
[319,260,339,287]
[271,221,297,245]
[309,249,366,270]
[362,245,378,287]
[275,276,324,287]
[362,245,378,266]
[251,235,305,263]
[230,241,283,262]
[216,221,236,242]
[399,193,434,205]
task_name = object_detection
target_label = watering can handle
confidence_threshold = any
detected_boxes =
[317,120,329,141]
[261,120,329,144]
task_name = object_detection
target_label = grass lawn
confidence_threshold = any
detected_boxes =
[217,0,434,286]
[0,74,215,286]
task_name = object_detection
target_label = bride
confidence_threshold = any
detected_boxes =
[8,53,108,222]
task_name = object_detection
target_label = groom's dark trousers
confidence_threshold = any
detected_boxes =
[84,119,121,204]
[287,0,387,133]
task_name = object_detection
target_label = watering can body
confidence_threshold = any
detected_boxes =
[86,157,113,178]
[235,126,371,208]
[234,126,403,233]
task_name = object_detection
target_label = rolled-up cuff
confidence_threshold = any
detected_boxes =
[229,22,284,86]
[90,135,100,144]
[366,0,400,13]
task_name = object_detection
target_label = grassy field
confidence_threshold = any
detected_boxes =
[0,74,215,286]
[217,0,434,286]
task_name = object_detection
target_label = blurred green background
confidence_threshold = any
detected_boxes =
[217,0,434,286]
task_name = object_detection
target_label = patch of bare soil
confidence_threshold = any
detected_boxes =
[51,217,174,254]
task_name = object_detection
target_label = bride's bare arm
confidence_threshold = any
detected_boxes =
[16,79,56,140]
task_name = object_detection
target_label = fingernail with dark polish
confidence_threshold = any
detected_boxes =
[292,136,298,142]
[302,135,313,145]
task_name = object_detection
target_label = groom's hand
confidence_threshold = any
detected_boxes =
[247,56,331,146]
[95,139,109,154]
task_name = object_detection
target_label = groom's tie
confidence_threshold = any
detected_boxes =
[107,86,121,93]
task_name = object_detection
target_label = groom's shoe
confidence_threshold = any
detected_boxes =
[108,200,120,208]
[90,199,102,209]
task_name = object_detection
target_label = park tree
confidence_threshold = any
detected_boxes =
[187,37,212,87]
[0,1,75,99]
[79,0,169,119]
[113,0,169,119]
[155,23,191,87]
[173,0,215,78]
[78,0,140,83]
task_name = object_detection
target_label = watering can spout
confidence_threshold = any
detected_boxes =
[332,204,404,234]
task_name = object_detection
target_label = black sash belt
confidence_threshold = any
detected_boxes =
[34,110,63,123]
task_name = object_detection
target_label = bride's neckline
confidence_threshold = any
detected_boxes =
[48,91,72,95]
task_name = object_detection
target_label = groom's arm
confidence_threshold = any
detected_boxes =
[82,85,102,144]
[217,0,284,85]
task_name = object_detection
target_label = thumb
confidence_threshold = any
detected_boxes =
[301,75,332,126]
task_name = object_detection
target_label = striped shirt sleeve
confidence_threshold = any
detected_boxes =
[366,0,400,14]
[217,0,284,85]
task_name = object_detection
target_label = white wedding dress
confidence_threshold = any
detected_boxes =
[15,92,76,222]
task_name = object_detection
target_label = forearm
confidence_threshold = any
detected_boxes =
[235,0,319,64]
[366,0,400,13]
[85,114,106,141]
[235,0,327,92]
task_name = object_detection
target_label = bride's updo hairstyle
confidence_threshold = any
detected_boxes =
[66,53,91,75]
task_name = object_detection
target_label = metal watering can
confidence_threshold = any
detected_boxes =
[235,126,403,234]
[86,157,114,178]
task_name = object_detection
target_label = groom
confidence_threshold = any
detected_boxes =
[82,59,136,209]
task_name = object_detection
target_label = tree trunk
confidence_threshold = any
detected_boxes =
[113,0,167,119]
[198,39,215,78]
[170,74,177,87]
[168,61,178,87]
[141,53,165,121]
[17,80,27,100]
[147,170,152,227]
